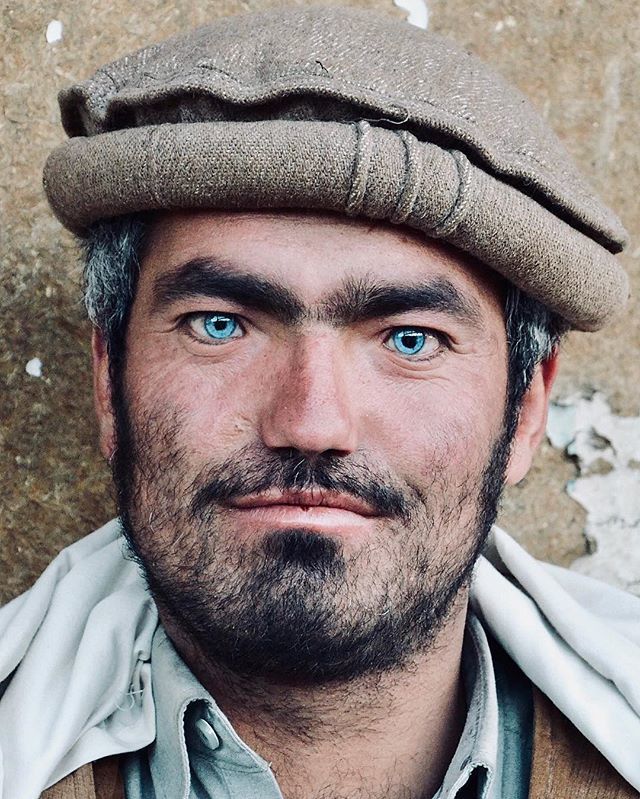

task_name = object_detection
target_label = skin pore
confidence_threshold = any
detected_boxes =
[93,210,556,799]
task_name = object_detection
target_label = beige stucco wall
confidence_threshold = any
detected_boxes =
[1,0,638,605]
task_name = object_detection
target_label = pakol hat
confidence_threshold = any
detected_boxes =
[43,6,629,331]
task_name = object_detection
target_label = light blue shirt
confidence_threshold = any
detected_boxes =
[121,611,532,798]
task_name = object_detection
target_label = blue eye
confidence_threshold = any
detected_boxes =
[386,328,440,358]
[185,313,244,343]
[203,314,238,339]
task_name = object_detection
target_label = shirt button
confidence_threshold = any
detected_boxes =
[195,718,220,751]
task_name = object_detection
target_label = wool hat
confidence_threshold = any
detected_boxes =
[43,6,629,331]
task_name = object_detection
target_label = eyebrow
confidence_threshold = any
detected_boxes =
[321,275,483,327]
[151,257,484,328]
[152,257,304,323]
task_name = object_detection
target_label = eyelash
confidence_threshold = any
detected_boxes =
[180,312,450,361]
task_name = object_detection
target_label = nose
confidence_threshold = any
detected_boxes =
[258,334,359,458]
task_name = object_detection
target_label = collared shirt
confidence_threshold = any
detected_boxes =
[121,611,532,799]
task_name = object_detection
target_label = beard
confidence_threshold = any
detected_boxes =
[111,373,511,686]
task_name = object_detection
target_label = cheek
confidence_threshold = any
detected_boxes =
[363,367,507,474]
[124,343,267,454]
[358,373,506,491]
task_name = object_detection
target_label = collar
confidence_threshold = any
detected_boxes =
[149,626,280,799]
[434,612,499,799]
[148,611,498,799]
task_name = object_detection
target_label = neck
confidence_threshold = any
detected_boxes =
[160,597,469,799]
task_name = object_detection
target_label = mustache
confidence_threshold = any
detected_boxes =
[190,448,412,521]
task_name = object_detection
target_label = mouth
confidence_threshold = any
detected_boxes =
[226,489,379,518]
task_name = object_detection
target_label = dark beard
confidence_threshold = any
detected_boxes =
[112,372,511,685]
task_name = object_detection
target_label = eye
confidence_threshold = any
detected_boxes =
[384,327,442,359]
[185,313,244,343]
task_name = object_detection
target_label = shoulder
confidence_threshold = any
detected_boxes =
[530,687,640,798]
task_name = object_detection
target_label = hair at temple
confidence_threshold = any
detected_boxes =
[81,214,569,447]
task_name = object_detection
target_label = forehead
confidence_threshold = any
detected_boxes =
[140,209,505,312]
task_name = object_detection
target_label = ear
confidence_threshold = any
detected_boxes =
[92,328,117,461]
[505,348,560,486]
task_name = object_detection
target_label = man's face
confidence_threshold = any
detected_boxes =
[99,210,517,683]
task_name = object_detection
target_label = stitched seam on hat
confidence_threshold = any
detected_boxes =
[197,60,329,81]
[79,70,119,123]
[391,131,423,224]
[146,126,165,206]
[346,120,372,216]
[431,150,472,237]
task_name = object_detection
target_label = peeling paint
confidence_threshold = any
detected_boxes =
[46,20,63,44]
[25,358,43,378]
[394,0,429,30]
[547,393,640,595]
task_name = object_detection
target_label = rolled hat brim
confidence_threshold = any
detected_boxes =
[44,119,628,331]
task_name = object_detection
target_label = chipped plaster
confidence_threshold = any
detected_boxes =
[393,0,429,29]
[547,394,640,596]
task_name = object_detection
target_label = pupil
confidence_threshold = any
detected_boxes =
[398,331,423,353]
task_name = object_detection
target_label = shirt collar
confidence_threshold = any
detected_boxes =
[435,612,499,799]
[149,626,276,799]
[149,611,498,799]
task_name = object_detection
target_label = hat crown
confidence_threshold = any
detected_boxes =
[59,6,626,252]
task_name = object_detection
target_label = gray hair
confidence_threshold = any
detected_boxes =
[81,214,567,413]
[81,215,147,363]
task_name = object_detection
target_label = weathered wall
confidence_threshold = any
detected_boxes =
[1,0,638,605]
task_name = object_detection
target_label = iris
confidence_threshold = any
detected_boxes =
[389,329,433,357]
[203,314,239,340]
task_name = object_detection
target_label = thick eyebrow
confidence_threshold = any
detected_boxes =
[152,257,305,324]
[151,257,484,328]
[320,275,484,328]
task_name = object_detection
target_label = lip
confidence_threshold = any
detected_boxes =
[226,490,379,518]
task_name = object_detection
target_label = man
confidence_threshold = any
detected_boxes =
[0,6,638,799]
